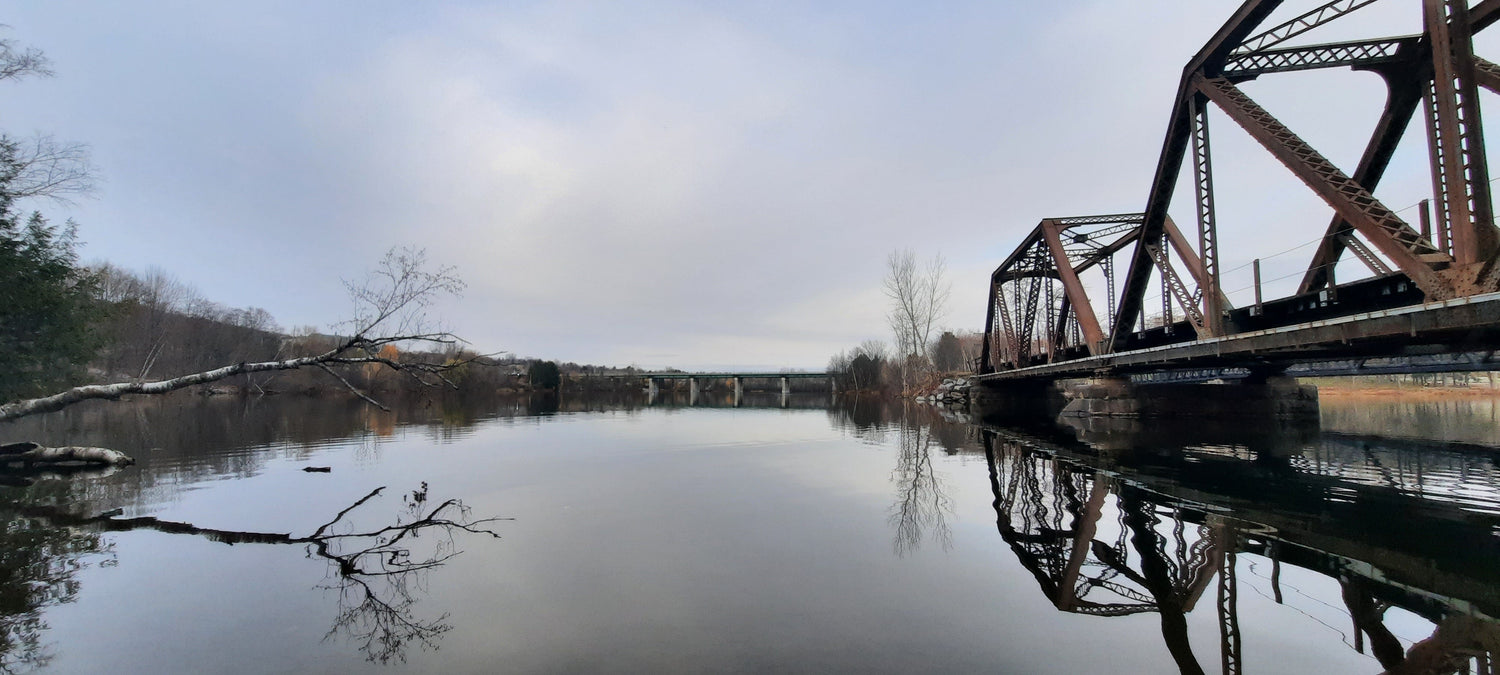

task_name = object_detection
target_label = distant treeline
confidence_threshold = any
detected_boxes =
[825,331,982,396]
[77,264,691,398]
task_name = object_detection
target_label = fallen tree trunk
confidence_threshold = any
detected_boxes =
[0,442,135,466]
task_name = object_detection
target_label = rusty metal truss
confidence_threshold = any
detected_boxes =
[982,0,1500,374]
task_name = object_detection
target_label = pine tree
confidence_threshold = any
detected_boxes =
[0,140,102,400]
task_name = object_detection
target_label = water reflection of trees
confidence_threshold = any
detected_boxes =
[0,479,113,672]
[825,397,960,555]
[0,479,503,665]
[889,419,953,555]
[0,392,602,515]
[981,428,1500,674]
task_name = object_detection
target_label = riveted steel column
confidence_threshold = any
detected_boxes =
[1424,0,1498,267]
[1190,92,1226,336]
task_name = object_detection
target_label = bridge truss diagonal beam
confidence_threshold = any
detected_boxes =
[1195,75,1453,295]
[1300,54,1427,293]
[1476,56,1500,93]
[1041,220,1107,353]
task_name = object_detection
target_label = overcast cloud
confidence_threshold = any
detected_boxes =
[2,1,1493,370]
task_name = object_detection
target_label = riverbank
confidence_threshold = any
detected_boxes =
[1308,379,1500,399]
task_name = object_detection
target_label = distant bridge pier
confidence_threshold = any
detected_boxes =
[647,377,660,398]
[780,377,790,397]
[689,377,700,405]
[734,377,744,403]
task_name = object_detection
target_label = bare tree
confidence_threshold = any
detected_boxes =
[0,30,51,83]
[857,338,890,363]
[3,134,95,203]
[0,34,96,204]
[882,249,949,362]
[0,246,478,424]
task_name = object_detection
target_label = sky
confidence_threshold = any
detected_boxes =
[2,1,1495,370]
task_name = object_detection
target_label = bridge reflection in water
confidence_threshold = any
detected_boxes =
[974,416,1500,675]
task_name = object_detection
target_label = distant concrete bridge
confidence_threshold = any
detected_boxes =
[606,369,840,402]
[633,372,834,398]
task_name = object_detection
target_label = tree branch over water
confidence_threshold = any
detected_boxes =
[0,247,483,424]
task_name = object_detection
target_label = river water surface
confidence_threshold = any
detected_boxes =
[0,390,1497,673]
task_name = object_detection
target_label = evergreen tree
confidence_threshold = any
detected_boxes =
[0,139,101,400]
[931,331,965,372]
[528,360,561,390]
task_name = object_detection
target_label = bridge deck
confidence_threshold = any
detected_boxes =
[977,290,1500,382]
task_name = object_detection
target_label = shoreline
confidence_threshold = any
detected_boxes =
[1312,383,1500,400]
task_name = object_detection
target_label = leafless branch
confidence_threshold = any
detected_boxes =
[0,32,51,82]
[0,247,483,423]
[315,363,391,412]
[3,134,95,203]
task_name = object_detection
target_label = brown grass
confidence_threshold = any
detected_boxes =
[1315,384,1500,400]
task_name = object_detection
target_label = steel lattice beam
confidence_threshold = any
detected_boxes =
[1476,56,1500,93]
[1224,36,1417,78]
[1190,94,1226,336]
[1234,0,1384,54]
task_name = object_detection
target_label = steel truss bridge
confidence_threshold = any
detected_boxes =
[980,0,1500,383]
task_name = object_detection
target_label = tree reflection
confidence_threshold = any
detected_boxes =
[0,478,114,672]
[0,481,506,665]
[889,407,953,556]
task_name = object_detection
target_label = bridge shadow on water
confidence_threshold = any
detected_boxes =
[827,396,1500,674]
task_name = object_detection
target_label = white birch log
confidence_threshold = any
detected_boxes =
[0,442,135,466]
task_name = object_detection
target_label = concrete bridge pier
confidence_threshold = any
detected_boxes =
[646,377,660,398]
[689,377,700,405]
[733,377,744,405]
[780,377,790,397]
[1057,375,1318,419]
[970,381,1064,422]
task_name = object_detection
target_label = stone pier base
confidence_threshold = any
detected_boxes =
[1058,376,1318,419]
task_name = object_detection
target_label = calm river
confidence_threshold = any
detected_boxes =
[0,389,1497,673]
